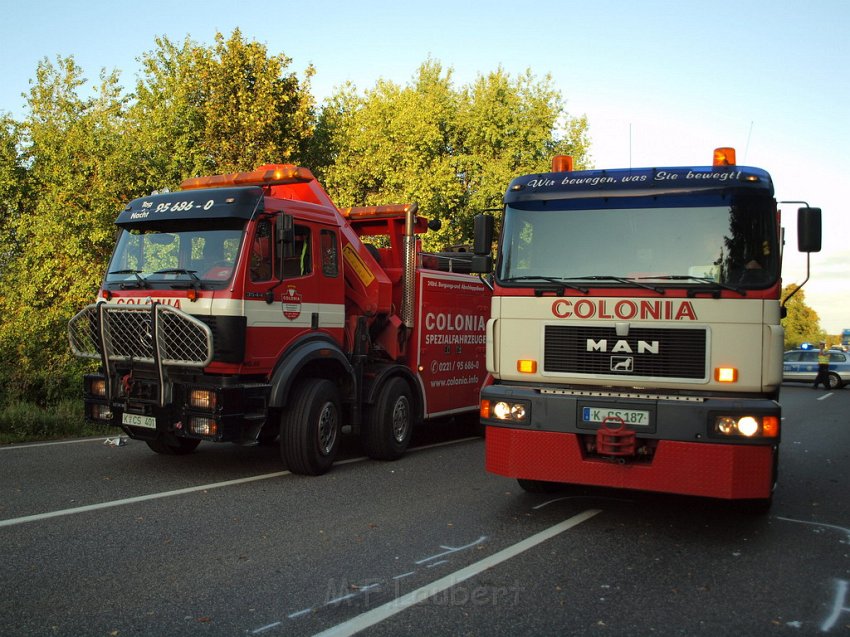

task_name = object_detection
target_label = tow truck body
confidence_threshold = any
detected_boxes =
[69,165,489,474]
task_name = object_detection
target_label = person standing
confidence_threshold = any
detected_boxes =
[813,341,831,389]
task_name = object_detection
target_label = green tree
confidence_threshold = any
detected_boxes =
[129,29,315,189]
[781,284,823,348]
[0,56,129,402]
[310,60,590,250]
[0,115,27,277]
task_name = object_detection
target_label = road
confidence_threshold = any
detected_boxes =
[1,385,848,636]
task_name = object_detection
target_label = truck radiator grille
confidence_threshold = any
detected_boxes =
[544,325,707,380]
[68,304,213,367]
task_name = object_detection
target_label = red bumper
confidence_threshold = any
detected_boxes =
[485,427,775,500]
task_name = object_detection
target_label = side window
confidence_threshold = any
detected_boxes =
[283,225,312,278]
[783,352,799,363]
[250,221,273,282]
[321,230,338,277]
[802,351,818,363]
[829,352,845,363]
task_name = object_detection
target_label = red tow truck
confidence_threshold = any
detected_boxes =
[68,164,490,474]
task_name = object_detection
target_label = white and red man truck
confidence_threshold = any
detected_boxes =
[471,148,821,508]
[69,164,489,474]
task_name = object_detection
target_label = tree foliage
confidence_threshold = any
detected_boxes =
[309,60,590,249]
[0,35,589,406]
[781,284,824,348]
[0,115,27,275]
[129,29,315,190]
[0,56,128,401]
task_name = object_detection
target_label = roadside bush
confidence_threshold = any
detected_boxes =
[0,398,105,444]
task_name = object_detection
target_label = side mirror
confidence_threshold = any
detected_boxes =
[798,207,822,253]
[471,214,494,274]
[277,213,295,245]
[473,214,494,255]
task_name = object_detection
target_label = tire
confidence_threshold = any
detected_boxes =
[362,377,413,460]
[281,378,341,475]
[828,372,842,389]
[145,434,201,455]
[517,478,563,494]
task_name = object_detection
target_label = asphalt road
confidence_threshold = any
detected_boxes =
[1,384,848,636]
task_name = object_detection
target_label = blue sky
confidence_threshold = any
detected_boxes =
[2,0,848,331]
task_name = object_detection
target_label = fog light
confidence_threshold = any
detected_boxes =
[716,416,736,435]
[189,416,218,436]
[189,389,216,411]
[89,403,112,422]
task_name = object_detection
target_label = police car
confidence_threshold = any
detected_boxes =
[783,346,850,389]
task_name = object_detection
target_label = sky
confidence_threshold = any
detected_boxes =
[2,0,848,332]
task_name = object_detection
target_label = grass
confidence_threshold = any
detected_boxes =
[0,399,110,444]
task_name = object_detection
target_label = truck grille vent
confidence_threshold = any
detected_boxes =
[68,304,213,367]
[544,325,707,380]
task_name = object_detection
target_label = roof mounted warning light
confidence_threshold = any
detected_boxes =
[713,147,737,167]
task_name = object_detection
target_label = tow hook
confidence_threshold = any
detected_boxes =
[596,417,637,458]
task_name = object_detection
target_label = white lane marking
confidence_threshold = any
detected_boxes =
[0,437,480,528]
[818,393,834,401]
[311,509,602,637]
[775,516,850,543]
[0,471,289,528]
[821,579,849,632]
[414,536,488,564]
[251,621,283,634]
[0,437,112,450]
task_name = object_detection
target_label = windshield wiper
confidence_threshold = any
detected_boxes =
[151,268,205,292]
[566,275,665,295]
[109,269,150,289]
[636,275,746,297]
[152,268,202,282]
[501,275,589,294]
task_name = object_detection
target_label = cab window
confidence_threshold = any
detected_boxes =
[250,220,273,282]
[283,225,311,278]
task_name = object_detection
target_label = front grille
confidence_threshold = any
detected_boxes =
[68,304,213,367]
[544,325,707,379]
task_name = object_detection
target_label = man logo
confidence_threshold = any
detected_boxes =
[611,356,633,372]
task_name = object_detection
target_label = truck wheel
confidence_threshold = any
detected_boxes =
[362,377,413,460]
[281,378,341,475]
[145,434,201,455]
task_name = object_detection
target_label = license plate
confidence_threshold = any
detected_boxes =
[122,412,156,429]
[582,407,649,426]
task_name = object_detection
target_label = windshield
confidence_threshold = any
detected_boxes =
[105,220,245,288]
[497,197,778,289]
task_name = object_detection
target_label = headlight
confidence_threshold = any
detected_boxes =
[481,399,530,424]
[712,415,778,438]
[189,388,217,411]
[87,377,107,397]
